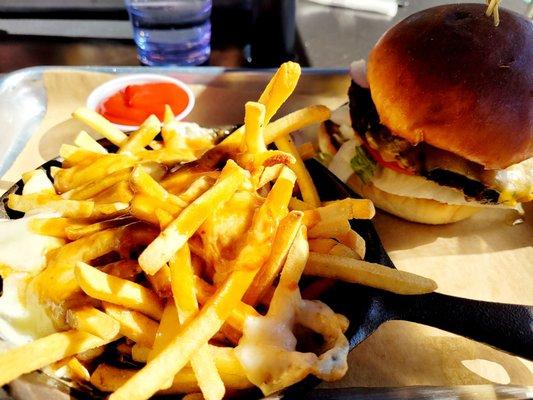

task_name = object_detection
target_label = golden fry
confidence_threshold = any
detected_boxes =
[8,193,94,218]
[63,167,132,200]
[146,264,172,298]
[305,252,438,295]
[308,238,337,254]
[29,217,84,239]
[66,306,121,340]
[91,364,251,394]
[258,61,302,123]
[243,101,267,155]
[264,105,331,145]
[222,61,302,147]
[244,210,303,305]
[119,115,161,155]
[162,170,219,194]
[308,218,351,239]
[274,135,321,207]
[131,344,151,363]
[74,130,108,154]
[318,198,375,220]
[148,302,180,363]
[67,357,91,381]
[336,229,366,259]
[130,167,186,208]
[289,197,314,211]
[93,180,134,203]
[60,145,101,168]
[329,243,358,258]
[170,244,225,400]
[91,364,197,394]
[65,217,134,241]
[54,154,135,193]
[0,330,115,386]
[76,262,163,320]
[103,303,159,348]
[194,278,259,331]
[34,227,126,302]
[72,107,128,146]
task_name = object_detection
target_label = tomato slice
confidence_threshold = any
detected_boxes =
[361,143,415,175]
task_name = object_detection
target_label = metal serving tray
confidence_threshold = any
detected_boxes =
[0,66,531,400]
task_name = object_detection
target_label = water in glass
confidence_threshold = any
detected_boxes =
[126,0,212,66]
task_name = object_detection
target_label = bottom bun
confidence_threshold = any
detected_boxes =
[346,174,480,225]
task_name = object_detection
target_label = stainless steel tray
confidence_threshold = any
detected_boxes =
[0,66,531,400]
[0,65,348,177]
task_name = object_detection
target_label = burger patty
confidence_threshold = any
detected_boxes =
[347,81,501,203]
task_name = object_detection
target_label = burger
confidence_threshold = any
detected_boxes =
[318,3,532,224]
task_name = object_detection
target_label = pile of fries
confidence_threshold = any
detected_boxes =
[0,62,436,400]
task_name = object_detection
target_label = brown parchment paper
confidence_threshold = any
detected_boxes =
[1,70,532,389]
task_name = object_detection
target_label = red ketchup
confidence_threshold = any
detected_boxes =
[97,82,190,126]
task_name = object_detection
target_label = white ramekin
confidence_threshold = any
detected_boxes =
[86,74,195,131]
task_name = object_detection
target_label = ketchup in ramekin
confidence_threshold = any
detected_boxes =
[97,82,190,126]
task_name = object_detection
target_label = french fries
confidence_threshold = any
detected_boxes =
[0,61,439,400]
[54,154,135,193]
[243,102,267,155]
[75,261,163,320]
[74,130,108,154]
[72,107,128,146]
[305,252,438,295]
[103,303,159,348]
[0,330,115,386]
[119,114,161,155]
[274,135,321,207]
[308,218,351,238]
[8,193,94,218]
[264,105,331,145]
[139,160,248,275]
[63,167,132,200]
[170,245,225,400]
[109,267,259,400]
[67,357,91,381]
[66,306,121,340]
[34,227,127,302]
[304,198,375,226]
[244,211,303,305]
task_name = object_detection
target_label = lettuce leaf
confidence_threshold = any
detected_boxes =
[350,146,376,183]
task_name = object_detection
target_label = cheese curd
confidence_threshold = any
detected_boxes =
[235,286,349,396]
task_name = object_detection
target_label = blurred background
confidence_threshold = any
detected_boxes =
[0,0,531,72]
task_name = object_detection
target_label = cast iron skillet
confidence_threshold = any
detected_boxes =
[0,158,532,400]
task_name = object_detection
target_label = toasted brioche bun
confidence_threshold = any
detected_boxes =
[346,174,480,225]
[368,4,533,170]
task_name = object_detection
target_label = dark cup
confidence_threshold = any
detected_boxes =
[249,0,296,67]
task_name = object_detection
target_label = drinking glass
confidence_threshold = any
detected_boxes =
[125,0,212,66]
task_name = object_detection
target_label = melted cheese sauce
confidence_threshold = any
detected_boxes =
[0,217,64,273]
[492,158,533,205]
[200,191,263,281]
[235,287,348,396]
[0,170,64,345]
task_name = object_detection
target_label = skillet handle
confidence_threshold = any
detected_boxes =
[381,292,533,360]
